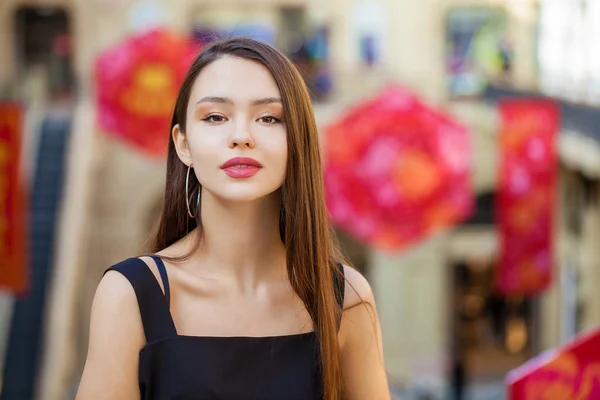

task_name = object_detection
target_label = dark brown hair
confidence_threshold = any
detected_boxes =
[151,37,347,400]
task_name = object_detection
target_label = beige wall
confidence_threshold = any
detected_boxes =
[580,185,600,331]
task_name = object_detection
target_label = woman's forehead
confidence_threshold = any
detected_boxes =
[190,56,281,104]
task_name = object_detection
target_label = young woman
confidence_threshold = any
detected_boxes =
[77,37,390,400]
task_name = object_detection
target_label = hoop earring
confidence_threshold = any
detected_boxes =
[279,185,286,242]
[280,185,286,212]
[186,164,200,219]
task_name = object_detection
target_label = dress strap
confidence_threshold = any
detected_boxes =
[104,257,177,343]
[150,255,171,308]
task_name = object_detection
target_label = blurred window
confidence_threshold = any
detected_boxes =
[537,0,600,104]
[13,6,73,98]
[445,7,511,98]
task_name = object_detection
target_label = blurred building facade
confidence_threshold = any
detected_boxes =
[2,0,600,399]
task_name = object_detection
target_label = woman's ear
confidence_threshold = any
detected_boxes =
[172,124,193,167]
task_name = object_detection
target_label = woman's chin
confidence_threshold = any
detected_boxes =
[210,190,274,204]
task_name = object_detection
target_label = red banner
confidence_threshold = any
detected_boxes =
[324,86,473,251]
[96,29,200,158]
[495,99,559,296]
[508,326,600,399]
[0,102,28,294]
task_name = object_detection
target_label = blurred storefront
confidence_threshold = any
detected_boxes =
[3,0,600,399]
[442,0,600,397]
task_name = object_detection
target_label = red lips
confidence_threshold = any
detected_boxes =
[220,157,263,169]
[220,157,262,179]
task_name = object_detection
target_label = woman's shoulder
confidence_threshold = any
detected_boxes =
[340,265,376,310]
[78,260,146,398]
[92,256,163,338]
[98,257,151,309]
[92,261,146,341]
[97,265,139,310]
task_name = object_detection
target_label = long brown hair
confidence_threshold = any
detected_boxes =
[151,37,347,400]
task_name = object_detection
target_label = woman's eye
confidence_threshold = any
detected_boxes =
[203,114,226,123]
[258,116,280,124]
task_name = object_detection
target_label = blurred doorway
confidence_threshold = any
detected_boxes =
[14,6,74,101]
[447,234,538,399]
[446,192,539,399]
[449,256,533,399]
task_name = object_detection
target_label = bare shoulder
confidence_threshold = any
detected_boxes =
[91,269,144,339]
[341,265,376,310]
[76,267,144,398]
[94,255,164,319]
[338,265,390,399]
[96,269,137,309]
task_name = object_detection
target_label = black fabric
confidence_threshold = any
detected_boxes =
[151,256,171,308]
[104,257,346,400]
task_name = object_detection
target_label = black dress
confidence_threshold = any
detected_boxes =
[104,256,345,400]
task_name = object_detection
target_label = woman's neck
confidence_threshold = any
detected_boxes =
[183,190,287,290]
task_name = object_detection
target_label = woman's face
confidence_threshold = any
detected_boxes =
[173,55,288,203]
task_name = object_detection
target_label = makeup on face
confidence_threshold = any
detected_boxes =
[180,56,288,202]
[220,157,263,179]
[194,97,284,124]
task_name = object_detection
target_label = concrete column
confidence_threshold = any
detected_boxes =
[541,169,569,351]
[580,184,600,331]
[369,236,449,395]
[386,0,445,102]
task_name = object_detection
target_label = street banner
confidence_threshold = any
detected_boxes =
[495,99,558,296]
[507,326,600,399]
[0,102,28,294]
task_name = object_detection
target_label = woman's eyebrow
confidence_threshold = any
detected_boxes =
[251,97,282,106]
[196,96,233,105]
[195,97,282,106]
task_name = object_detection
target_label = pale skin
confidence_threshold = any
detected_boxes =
[77,56,390,399]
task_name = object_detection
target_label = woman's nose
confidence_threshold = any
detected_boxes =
[229,119,255,148]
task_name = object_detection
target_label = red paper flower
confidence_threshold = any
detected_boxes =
[324,86,473,251]
[95,29,201,158]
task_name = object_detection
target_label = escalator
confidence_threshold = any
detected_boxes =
[1,112,71,400]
